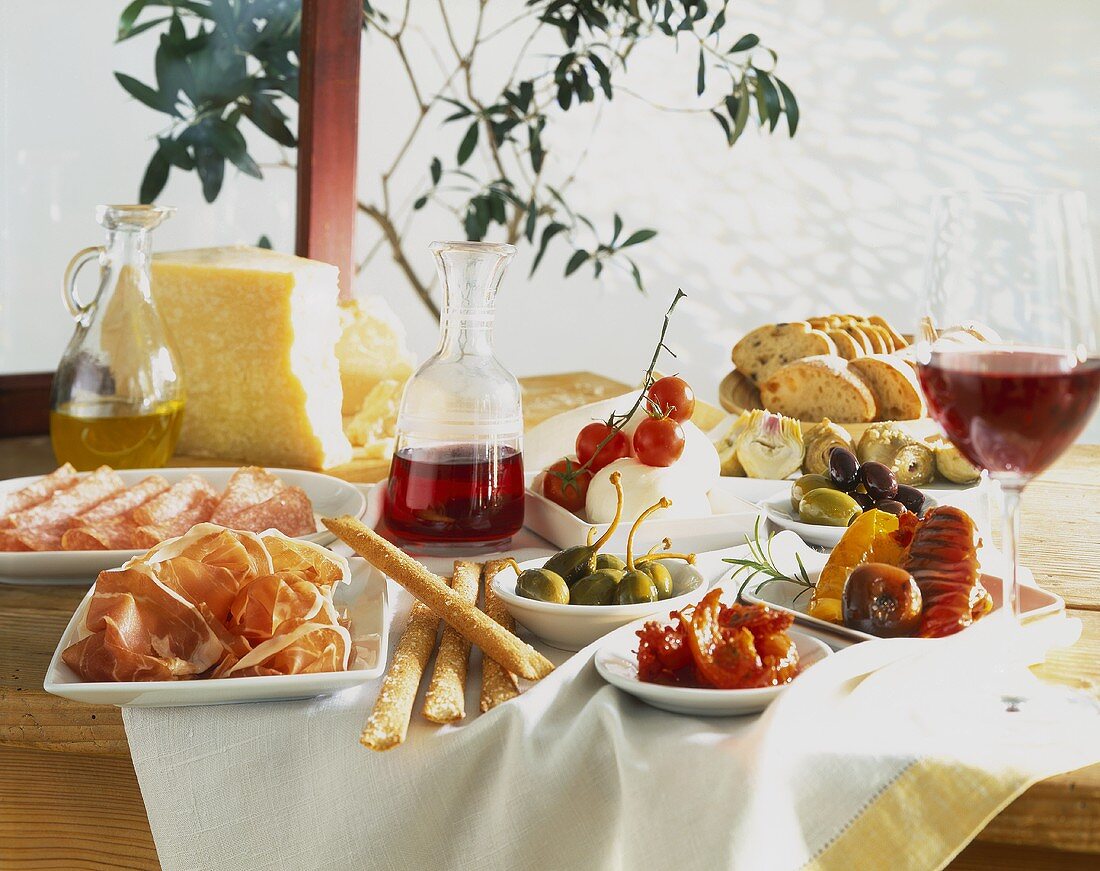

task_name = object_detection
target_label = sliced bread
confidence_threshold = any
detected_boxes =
[759,356,876,422]
[848,354,925,420]
[868,315,908,348]
[732,322,837,384]
[826,329,862,360]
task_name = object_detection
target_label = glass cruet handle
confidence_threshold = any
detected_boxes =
[62,246,106,319]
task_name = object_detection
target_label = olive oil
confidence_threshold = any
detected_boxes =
[50,399,185,470]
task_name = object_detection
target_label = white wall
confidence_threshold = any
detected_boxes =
[2,0,1098,436]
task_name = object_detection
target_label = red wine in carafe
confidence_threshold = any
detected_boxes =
[918,349,1100,476]
[384,444,525,545]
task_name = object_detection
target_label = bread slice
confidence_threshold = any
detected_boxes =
[732,322,837,384]
[839,324,873,354]
[826,329,862,360]
[759,356,876,422]
[868,315,907,348]
[848,354,925,420]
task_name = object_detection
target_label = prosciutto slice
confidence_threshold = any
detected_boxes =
[227,618,352,677]
[63,565,227,681]
[61,522,353,683]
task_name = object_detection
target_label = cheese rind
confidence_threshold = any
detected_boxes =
[152,246,352,470]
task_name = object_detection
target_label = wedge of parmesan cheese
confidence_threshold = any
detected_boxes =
[152,246,352,470]
[336,297,415,414]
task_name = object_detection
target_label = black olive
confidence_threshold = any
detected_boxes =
[828,447,860,491]
[852,491,875,510]
[894,484,926,516]
[874,499,907,516]
[860,461,898,502]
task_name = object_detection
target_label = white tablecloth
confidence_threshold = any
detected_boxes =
[123,533,1100,871]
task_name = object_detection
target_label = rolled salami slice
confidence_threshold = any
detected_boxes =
[131,475,218,527]
[223,486,316,537]
[5,466,123,530]
[69,475,169,527]
[0,464,79,520]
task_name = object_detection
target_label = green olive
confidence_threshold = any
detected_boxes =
[595,553,625,571]
[516,568,570,604]
[636,561,673,599]
[616,570,658,605]
[543,546,597,586]
[790,474,835,510]
[798,488,863,527]
[569,569,622,605]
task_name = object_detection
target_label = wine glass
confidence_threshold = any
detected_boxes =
[916,189,1100,705]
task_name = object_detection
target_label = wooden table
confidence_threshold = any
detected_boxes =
[1,373,1098,870]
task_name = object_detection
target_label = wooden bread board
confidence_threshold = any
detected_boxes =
[717,368,941,442]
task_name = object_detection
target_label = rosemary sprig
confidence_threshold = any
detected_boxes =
[725,517,817,603]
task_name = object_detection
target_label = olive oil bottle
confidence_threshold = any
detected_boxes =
[50,399,184,470]
[50,205,185,470]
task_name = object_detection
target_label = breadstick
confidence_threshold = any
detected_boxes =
[323,516,554,680]
[360,598,440,751]
[422,561,480,723]
[480,559,520,712]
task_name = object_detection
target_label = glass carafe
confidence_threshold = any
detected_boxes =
[383,241,524,548]
[50,205,185,470]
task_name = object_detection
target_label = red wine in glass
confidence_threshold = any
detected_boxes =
[918,349,1100,476]
[384,444,525,547]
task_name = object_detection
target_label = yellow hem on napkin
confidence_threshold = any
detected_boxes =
[805,759,1034,871]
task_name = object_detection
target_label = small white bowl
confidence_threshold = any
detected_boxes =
[594,624,831,717]
[492,555,707,651]
[760,488,938,549]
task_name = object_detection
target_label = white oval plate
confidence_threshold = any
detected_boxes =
[491,548,754,651]
[43,556,387,707]
[760,488,939,549]
[595,621,831,717]
[0,467,367,583]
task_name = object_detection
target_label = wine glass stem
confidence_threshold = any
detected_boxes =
[1001,483,1024,621]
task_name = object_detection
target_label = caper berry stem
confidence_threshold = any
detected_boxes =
[586,526,598,546]
[625,497,672,571]
[644,537,673,557]
[589,471,624,554]
[501,558,521,575]
[635,551,696,565]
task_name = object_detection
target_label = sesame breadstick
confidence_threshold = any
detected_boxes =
[422,561,481,723]
[480,559,521,712]
[360,598,440,751]
[322,516,554,680]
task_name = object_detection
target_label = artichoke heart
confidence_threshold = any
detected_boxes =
[856,423,934,486]
[713,411,750,477]
[928,435,981,484]
[735,409,804,479]
[802,418,854,476]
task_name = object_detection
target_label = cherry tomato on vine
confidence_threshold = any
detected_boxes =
[576,422,631,472]
[633,416,686,467]
[647,376,696,423]
[542,459,592,513]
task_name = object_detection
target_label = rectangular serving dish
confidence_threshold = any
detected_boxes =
[43,556,387,707]
[0,467,369,583]
[732,531,1064,648]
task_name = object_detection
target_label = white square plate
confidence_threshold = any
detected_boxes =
[43,556,388,707]
[0,467,367,582]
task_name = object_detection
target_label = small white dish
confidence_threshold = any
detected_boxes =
[759,488,940,549]
[492,554,708,651]
[43,556,388,707]
[733,532,1065,647]
[594,622,831,717]
[524,477,764,554]
[0,467,367,583]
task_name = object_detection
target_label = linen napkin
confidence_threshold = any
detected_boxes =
[123,547,1100,871]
